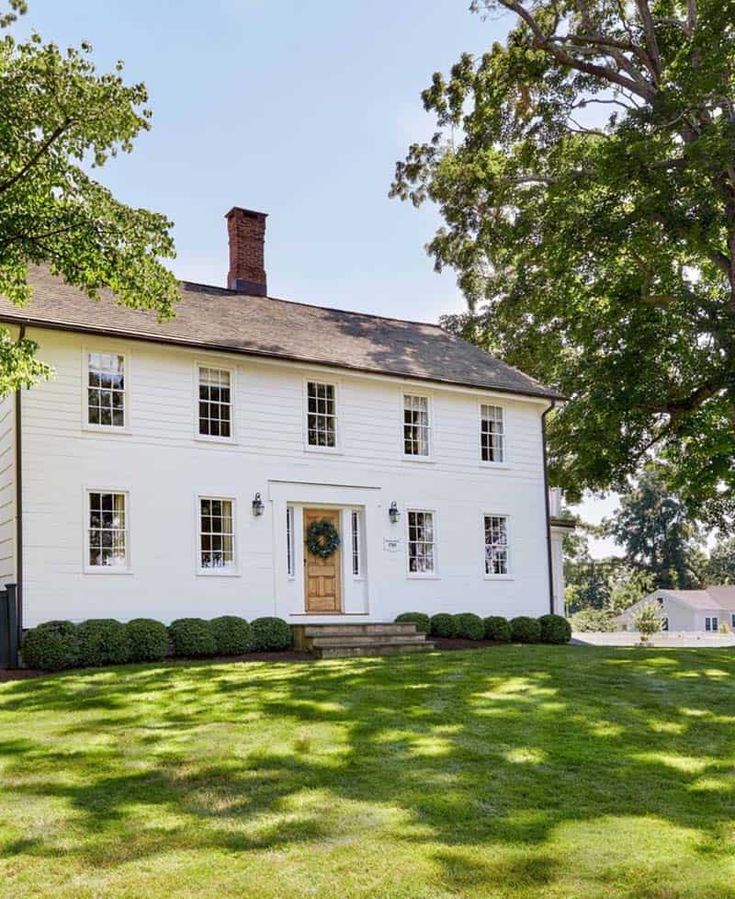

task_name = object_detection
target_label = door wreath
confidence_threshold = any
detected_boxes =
[305,518,341,559]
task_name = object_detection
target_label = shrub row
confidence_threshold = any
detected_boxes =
[394,612,571,645]
[21,615,292,672]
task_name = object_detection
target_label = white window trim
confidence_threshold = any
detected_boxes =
[303,378,341,454]
[479,401,509,467]
[194,361,236,444]
[704,616,719,632]
[83,487,132,574]
[195,493,239,577]
[401,392,434,462]
[406,508,439,578]
[351,508,365,580]
[82,347,131,434]
[286,505,296,579]
[482,511,513,580]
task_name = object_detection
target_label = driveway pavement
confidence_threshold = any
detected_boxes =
[572,630,735,648]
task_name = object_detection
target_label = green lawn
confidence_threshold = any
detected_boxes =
[1,647,734,899]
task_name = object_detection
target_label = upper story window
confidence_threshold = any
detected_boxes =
[403,394,430,457]
[87,352,126,428]
[484,515,509,576]
[307,381,337,448]
[199,497,236,572]
[88,491,128,568]
[198,366,232,439]
[481,404,505,463]
[407,509,435,575]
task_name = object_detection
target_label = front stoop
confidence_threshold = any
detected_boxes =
[292,623,435,659]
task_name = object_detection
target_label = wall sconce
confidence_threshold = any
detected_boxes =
[388,501,400,524]
[252,492,265,517]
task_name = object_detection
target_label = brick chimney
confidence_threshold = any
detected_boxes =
[225,207,268,295]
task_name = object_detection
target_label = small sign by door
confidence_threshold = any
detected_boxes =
[383,538,401,552]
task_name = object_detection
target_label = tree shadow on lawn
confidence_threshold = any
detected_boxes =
[1,647,734,894]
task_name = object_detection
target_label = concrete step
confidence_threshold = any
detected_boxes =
[314,641,436,659]
[302,623,418,637]
[308,634,428,648]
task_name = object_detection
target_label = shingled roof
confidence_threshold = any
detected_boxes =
[0,267,562,400]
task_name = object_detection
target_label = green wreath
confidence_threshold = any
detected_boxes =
[305,518,341,559]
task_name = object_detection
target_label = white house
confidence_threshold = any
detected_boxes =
[0,207,566,633]
[618,587,735,633]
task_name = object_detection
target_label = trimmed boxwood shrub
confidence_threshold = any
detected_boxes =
[453,612,485,641]
[211,616,253,656]
[169,618,217,658]
[429,613,457,638]
[21,620,80,671]
[77,619,131,667]
[510,616,542,643]
[125,618,169,662]
[483,616,512,643]
[395,612,431,634]
[250,617,292,651]
[538,613,572,644]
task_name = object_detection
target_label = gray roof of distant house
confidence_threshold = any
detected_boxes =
[658,588,735,611]
[0,267,563,400]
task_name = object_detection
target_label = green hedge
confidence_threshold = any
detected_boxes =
[77,619,130,667]
[211,616,254,655]
[429,613,457,638]
[483,616,512,643]
[126,618,169,662]
[394,612,431,634]
[453,613,485,641]
[510,616,542,643]
[21,620,80,671]
[250,617,292,651]
[168,618,217,658]
[538,613,572,644]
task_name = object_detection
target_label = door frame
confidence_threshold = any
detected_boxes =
[303,505,343,614]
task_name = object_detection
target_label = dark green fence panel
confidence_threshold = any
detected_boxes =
[0,584,19,669]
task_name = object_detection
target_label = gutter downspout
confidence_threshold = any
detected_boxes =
[542,401,556,615]
[14,325,24,645]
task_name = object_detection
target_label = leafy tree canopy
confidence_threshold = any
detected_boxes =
[0,2,177,393]
[705,534,735,584]
[392,0,735,527]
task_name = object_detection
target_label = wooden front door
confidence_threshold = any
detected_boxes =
[304,508,342,613]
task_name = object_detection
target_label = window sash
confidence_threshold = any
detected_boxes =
[88,492,128,567]
[705,616,718,632]
[484,515,509,575]
[407,510,435,574]
[286,506,295,577]
[199,497,235,570]
[307,381,337,447]
[351,510,361,577]
[481,404,504,463]
[87,353,125,428]
[404,395,430,456]
[198,367,232,438]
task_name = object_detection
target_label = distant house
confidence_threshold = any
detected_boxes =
[617,587,735,633]
[0,206,568,632]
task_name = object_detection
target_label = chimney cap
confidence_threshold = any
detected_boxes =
[225,206,268,221]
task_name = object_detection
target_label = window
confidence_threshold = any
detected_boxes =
[484,515,509,575]
[481,404,504,463]
[307,381,337,447]
[88,492,128,568]
[351,510,362,577]
[407,510,435,574]
[198,367,232,438]
[286,506,295,577]
[661,616,669,632]
[87,352,125,428]
[732,614,735,629]
[705,616,719,632]
[199,498,235,571]
[403,395,430,457]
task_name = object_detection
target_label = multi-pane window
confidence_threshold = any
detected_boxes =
[351,510,362,577]
[88,492,128,568]
[661,617,669,632]
[407,510,435,574]
[198,367,232,438]
[705,616,719,632]
[199,498,235,571]
[286,506,295,577]
[481,404,505,463]
[484,515,509,575]
[87,353,125,427]
[307,381,337,447]
[404,395,430,457]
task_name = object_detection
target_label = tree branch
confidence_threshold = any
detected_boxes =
[0,120,72,195]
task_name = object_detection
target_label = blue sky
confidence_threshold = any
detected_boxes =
[17,0,619,554]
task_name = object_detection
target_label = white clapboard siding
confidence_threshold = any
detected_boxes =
[0,393,15,587]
